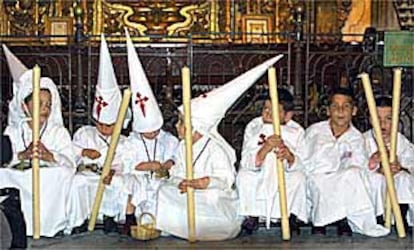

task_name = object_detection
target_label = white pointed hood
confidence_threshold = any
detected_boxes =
[92,34,125,126]
[179,54,284,164]
[180,54,284,134]
[3,44,30,126]
[126,29,164,133]
[2,44,28,90]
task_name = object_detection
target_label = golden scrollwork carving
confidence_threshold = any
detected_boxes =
[0,0,363,45]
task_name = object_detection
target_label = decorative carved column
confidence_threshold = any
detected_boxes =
[74,1,86,111]
[293,2,305,110]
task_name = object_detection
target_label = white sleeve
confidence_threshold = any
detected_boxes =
[50,127,76,170]
[72,127,88,165]
[3,126,20,164]
[349,136,369,170]
[239,122,261,171]
[398,136,414,175]
[208,148,235,190]
[163,133,179,163]
[286,128,305,172]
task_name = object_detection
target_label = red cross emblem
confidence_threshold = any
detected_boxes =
[95,96,108,120]
[258,133,267,145]
[135,92,149,117]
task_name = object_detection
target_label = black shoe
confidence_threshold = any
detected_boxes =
[103,215,118,234]
[337,219,352,236]
[242,217,259,235]
[72,219,88,235]
[311,226,326,235]
[376,215,384,225]
[122,214,137,236]
[289,215,301,236]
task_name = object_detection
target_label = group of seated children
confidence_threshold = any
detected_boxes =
[0,37,413,241]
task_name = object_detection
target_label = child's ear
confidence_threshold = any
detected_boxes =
[352,106,357,116]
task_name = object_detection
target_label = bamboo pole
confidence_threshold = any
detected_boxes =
[88,88,132,231]
[385,68,402,228]
[359,73,406,238]
[182,66,196,242]
[32,65,41,239]
[268,67,290,240]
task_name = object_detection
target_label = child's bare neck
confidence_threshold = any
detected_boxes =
[330,122,350,138]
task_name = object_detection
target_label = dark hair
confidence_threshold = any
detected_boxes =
[328,87,355,105]
[375,95,392,108]
[24,88,51,104]
[263,87,295,112]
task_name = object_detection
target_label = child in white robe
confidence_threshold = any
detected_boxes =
[237,88,308,235]
[122,30,179,235]
[67,35,130,234]
[156,54,283,241]
[0,45,75,237]
[364,95,414,233]
[301,87,388,237]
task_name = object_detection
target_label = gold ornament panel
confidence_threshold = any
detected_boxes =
[0,0,374,45]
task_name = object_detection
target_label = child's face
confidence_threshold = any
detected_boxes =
[175,114,185,140]
[141,130,160,140]
[374,106,392,142]
[25,90,52,127]
[96,122,115,136]
[327,94,356,128]
[261,100,286,124]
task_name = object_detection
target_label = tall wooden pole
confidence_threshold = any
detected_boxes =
[182,66,196,242]
[385,68,402,228]
[32,65,41,239]
[268,67,290,240]
[359,73,406,238]
[88,88,132,231]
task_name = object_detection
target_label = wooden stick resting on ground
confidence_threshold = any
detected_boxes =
[268,67,290,241]
[385,68,402,228]
[88,88,132,231]
[359,73,406,238]
[182,66,196,242]
[32,65,41,239]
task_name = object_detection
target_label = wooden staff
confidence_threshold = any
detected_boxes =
[359,73,406,238]
[182,66,196,242]
[88,88,132,231]
[32,65,41,239]
[268,67,290,240]
[385,68,402,228]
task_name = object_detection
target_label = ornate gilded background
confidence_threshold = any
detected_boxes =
[0,0,375,44]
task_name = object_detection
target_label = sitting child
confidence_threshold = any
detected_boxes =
[0,45,75,237]
[67,36,131,234]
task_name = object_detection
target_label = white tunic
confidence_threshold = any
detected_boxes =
[237,117,308,227]
[66,125,130,232]
[123,130,179,219]
[364,130,414,224]
[0,122,75,237]
[301,120,389,236]
[156,136,242,241]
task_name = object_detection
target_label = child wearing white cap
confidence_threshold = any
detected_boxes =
[0,45,75,237]
[66,35,131,234]
[156,55,284,241]
[121,30,179,235]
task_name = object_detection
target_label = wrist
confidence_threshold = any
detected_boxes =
[287,154,295,166]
